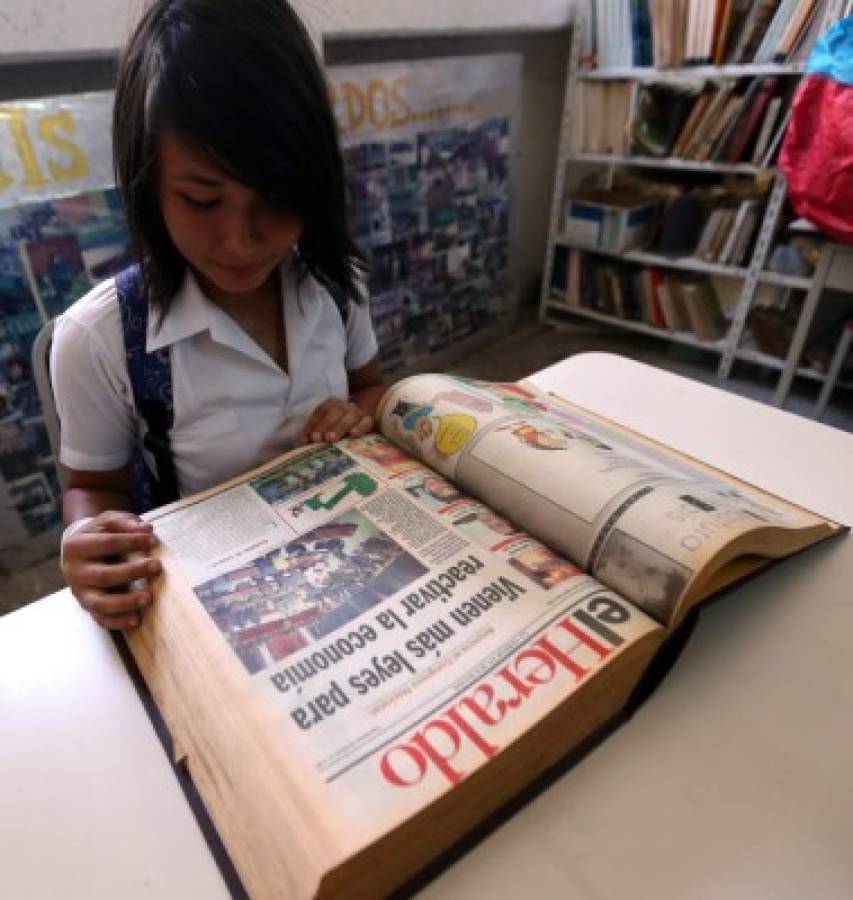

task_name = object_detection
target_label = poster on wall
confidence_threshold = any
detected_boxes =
[0,188,131,550]
[0,54,521,560]
[329,54,522,373]
[1,93,130,553]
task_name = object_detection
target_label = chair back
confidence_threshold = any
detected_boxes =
[31,318,60,462]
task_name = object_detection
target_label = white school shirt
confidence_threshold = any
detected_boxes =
[51,262,378,496]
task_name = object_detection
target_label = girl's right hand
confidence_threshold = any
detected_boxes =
[61,511,162,630]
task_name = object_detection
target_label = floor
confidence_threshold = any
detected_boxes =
[1,317,850,619]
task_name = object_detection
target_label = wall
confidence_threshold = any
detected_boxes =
[0,0,574,56]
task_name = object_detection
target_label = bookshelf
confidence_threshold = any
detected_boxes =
[567,152,774,176]
[540,2,852,401]
[577,63,806,80]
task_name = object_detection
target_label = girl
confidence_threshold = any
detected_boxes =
[54,0,385,631]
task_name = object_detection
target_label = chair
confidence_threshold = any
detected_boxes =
[813,319,853,420]
[31,318,60,462]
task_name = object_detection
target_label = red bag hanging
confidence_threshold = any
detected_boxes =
[781,18,853,243]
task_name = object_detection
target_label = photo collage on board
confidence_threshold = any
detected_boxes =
[0,188,131,536]
[344,118,511,374]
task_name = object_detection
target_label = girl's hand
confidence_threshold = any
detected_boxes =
[302,398,374,444]
[61,511,161,631]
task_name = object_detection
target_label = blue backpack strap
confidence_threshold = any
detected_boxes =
[115,264,179,513]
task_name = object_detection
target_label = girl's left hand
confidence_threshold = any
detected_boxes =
[302,398,374,444]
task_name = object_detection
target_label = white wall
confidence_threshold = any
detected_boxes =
[0,0,575,57]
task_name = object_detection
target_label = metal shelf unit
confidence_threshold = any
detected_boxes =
[539,14,845,405]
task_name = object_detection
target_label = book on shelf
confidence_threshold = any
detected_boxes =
[562,170,766,265]
[729,1,781,64]
[647,267,670,326]
[584,0,838,70]
[552,248,732,340]
[678,277,729,339]
[655,195,709,255]
[696,197,762,265]
[655,274,685,329]
[728,202,762,264]
[723,76,781,162]
[669,84,716,156]
[575,72,797,170]
[712,0,740,64]
[698,76,787,163]
[631,0,655,67]
[760,104,793,166]
[695,207,732,260]
[695,93,745,161]
[790,0,850,61]
[751,96,784,162]
[592,0,634,68]
[126,373,843,899]
[576,80,633,155]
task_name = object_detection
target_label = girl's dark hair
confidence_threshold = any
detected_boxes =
[113,0,363,317]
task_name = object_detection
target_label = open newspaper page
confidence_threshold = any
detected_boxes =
[147,439,660,836]
[378,375,827,623]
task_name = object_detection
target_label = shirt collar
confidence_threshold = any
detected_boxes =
[145,268,215,352]
[144,263,305,378]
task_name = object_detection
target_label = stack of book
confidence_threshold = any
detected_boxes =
[574,81,633,154]
[584,0,841,69]
[630,76,794,165]
[557,248,729,342]
[694,198,762,265]
[561,174,766,264]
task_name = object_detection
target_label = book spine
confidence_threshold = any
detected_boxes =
[595,0,608,68]
[672,0,687,66]
[622,0,635,66]
[728,0,765,63]
[718,201,751,264]
[760,105,792,167]
[724,76,778,163]
[632,0,654,66]
[750,96,783,164]
[753,0,797,64]
[566,249,582,307]
[696,96,743,161]
[712,0,736,65]
[776,0,820,60]
[647,269,667,327]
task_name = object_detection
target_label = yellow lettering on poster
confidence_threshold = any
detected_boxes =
[367,79,390,130]
[38,110,89,182]
[332,75,476,137]
[2,107,46,188]
[389,77,411,127]
[343,82,366,134]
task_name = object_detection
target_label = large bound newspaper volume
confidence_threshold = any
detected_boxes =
[128,374,842,898]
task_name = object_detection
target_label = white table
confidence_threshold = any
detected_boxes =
[0,589,231,899]
[3,353,851,900]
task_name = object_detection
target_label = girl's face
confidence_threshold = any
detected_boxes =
[158,131,303,300]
